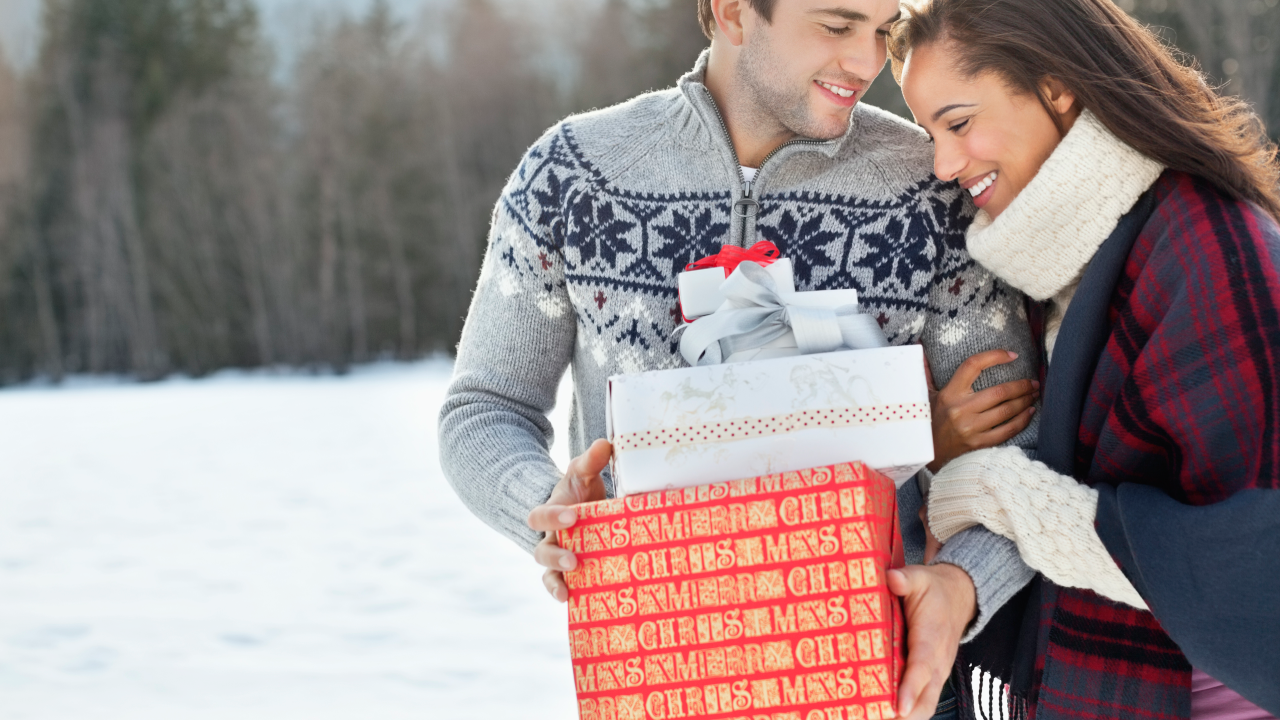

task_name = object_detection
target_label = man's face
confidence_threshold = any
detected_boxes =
[737,0,901,140]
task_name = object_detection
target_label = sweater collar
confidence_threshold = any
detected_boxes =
[965,110,1165,301]
[677,50,858,163]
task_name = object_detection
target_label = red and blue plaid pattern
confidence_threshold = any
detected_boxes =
[1029,172,1280,719]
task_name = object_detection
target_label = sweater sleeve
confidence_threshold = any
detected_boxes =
[927,447,1148,610]
[439,128,580,553]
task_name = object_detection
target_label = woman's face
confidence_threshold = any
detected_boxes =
[900,41,1077,218]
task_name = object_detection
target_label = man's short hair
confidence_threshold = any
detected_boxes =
[698,0,777,40]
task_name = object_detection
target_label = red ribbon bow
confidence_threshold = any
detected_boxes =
[684,241,781,273]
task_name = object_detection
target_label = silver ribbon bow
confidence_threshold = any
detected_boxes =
[677,261,889,367]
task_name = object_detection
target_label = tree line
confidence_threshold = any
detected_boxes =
[0,0,1272,383]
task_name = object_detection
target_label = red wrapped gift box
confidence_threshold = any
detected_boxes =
[559,462,905,720]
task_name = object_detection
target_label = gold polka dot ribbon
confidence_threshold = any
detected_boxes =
[613,402,929,452]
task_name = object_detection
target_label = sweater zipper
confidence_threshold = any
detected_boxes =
[702,87,828,243]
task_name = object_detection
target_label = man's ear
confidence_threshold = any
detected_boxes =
[1040,77,1078,117]
[710,0,747,46]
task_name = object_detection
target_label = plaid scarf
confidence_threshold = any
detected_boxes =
[958,171,1280,720]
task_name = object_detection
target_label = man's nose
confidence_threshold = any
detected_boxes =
[838,33,886,86]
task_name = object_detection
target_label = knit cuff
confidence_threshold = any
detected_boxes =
[925,448,1018,543]
[927,447,1148,609]
[916,467,935,498]
[497,461,567,554]
[933,526,1036,642]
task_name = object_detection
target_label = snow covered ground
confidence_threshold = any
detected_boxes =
[0,360,579,719]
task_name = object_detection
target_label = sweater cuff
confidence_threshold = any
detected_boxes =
[933,526,1036,642]
[498,462,566,553]
[925,448,1023,543]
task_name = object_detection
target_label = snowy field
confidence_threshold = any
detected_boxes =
[0,361,579,719]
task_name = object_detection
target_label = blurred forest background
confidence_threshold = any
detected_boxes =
[0,0,1274,383]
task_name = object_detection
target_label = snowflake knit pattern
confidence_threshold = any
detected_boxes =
[440,52,1038,551]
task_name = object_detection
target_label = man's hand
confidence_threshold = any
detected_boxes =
[888,564,978,720]
[527,439,613,602]
[928,350,1037,472]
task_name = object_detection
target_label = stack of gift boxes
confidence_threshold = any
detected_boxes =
[560,242,929,720]
[611,242,934,494]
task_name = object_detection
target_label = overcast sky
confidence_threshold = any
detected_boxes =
[0,0,441,70]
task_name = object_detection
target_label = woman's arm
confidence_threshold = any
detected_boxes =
[926,446,1147,609]
[928,448,1280,712]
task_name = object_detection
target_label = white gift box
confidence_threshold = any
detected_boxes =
[678,259,794,321]
[607,345,933,495]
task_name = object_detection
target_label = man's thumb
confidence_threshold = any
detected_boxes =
[887,567,919,598]
[584,439,613,474]
[569,439,613,495]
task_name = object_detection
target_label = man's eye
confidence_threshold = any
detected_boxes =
[948,119,970,133]
[876,27,892,37]
[822,24,851,36]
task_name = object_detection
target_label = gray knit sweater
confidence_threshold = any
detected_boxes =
[439,54,1036,635]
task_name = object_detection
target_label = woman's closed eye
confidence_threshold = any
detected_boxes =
[947,119,971,134]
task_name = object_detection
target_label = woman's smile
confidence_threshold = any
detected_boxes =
[963,171,999,208]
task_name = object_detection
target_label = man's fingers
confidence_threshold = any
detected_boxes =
[945,350,1020,395]
[528,504,577,533]
[534,537,577,571]
[542,568,568,602]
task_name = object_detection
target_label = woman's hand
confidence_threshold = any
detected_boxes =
[928,350,1038,472]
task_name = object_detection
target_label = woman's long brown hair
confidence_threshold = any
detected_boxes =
[888,0,1280,222]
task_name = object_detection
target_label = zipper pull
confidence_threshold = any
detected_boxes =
[734,179,760,219]
[732,176,757,217]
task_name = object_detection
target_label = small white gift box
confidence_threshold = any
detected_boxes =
[678,259,795,321]
[678,262,889,366]
[607,345,934,495]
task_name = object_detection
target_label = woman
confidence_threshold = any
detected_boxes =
[889,0,1280,718]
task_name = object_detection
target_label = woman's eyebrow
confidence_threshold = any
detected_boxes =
[932,103,977,121]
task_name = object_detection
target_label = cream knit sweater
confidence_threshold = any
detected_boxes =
[927,111,1165,609]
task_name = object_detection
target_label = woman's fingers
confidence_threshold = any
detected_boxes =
[943,349,1020,395]
[965,377,1038,414]
[973,392,1038,432]
[974,405,1037,447]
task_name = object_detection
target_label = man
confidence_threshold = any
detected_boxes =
[440,1,1038,717]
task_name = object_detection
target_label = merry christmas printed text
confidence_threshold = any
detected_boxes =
[560,465,903,720]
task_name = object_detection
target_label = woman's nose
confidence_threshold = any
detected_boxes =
[933,140,966,182]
